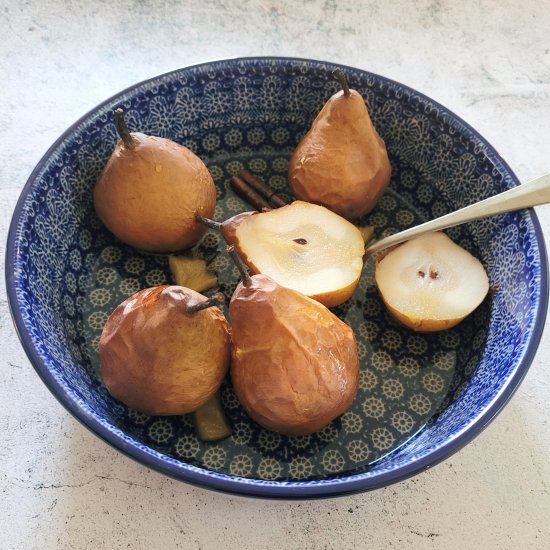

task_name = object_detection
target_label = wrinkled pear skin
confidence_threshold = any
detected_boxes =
[99,285,230,415]
[288,89,391,219]
[230,275,359,436]
[94,133,216,253]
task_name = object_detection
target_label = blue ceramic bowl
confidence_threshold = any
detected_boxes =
[6,57,548,498]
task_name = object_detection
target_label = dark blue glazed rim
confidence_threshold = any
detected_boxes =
[6,57,549,498]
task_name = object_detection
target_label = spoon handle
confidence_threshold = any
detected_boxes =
[365,173,550,255]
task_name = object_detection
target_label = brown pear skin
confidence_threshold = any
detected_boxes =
[288,71,391,219]
[99,285,230,415]
[230,274,360,436]
[94,109,216,253]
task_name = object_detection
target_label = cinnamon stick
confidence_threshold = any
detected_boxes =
[239,170,287,208]
[230,175,271,211]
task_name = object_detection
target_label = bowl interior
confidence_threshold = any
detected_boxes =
[8,58,546,496]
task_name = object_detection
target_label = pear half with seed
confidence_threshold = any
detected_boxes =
[223,201,365,308]
[375,232,489,331]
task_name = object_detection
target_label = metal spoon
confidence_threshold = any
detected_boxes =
[365,173,550,255]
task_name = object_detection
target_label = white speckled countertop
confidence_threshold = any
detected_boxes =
[1,1,549,548]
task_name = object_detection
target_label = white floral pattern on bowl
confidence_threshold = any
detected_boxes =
[6,57,548,498]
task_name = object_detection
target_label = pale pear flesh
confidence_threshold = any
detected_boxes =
[231,201,365,307]
[375,232,489,331]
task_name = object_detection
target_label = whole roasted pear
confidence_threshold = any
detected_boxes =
[288,69,391,219]
[228,249,359,436]
[94,109,216,253]
[99,286,230,415]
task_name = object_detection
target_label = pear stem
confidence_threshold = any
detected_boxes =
[187,292,224,313]
[333,69,351,97]
[114,108,135,150]
[196,215,222,231]
[227,246,252,287]
[230,174,271,211]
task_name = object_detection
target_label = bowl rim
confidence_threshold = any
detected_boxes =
[5,55,549,499]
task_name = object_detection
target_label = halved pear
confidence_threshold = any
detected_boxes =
[224,201,365,308]
[375,232,489,331]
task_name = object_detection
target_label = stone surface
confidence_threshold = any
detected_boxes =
[1,0,549,548]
